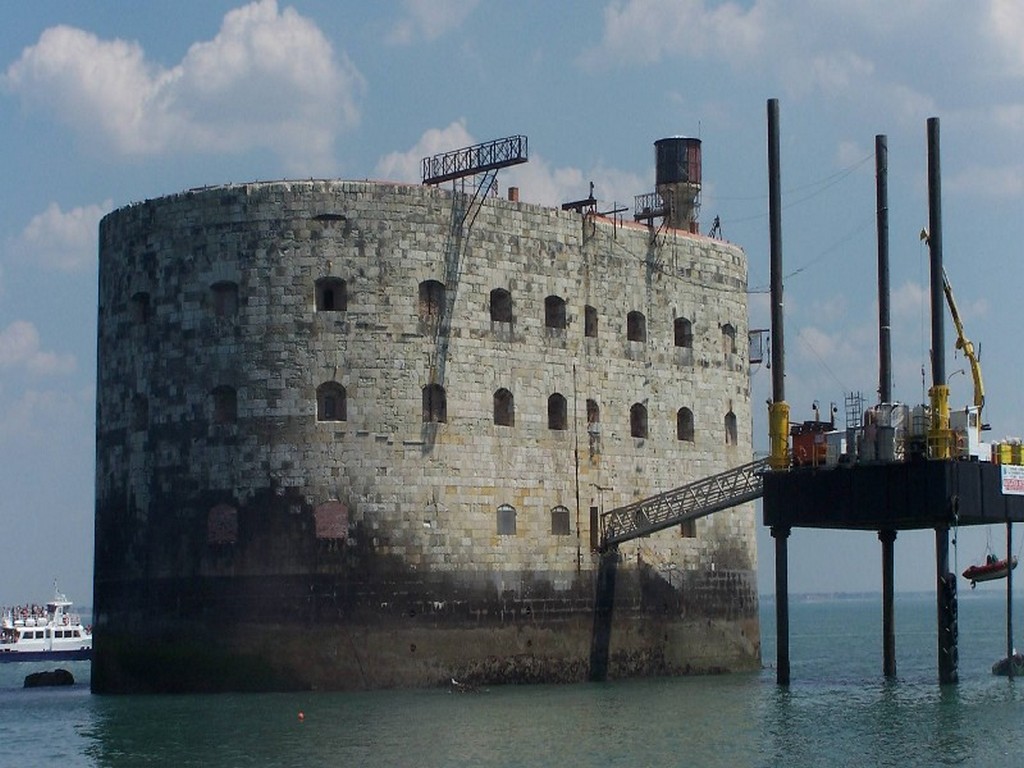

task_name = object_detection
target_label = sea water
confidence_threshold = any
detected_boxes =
[2,591,1023,767]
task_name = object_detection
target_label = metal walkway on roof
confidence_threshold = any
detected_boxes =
[600,457,769,549]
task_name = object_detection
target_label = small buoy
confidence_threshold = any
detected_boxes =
[298,711,305,722]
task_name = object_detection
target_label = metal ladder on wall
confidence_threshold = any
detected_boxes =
[428,169,498,388]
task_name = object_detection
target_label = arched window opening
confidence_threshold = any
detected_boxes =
[545,295,567,330]
[497,504,517,535]
[490,288,512,323]
[725,410,738,446]
[212,385,237,424]
[548,393,567,430]
[586,399,600,433]
[211,281,238,317]
[674,317,693,348]
[316,277,347,312]
[131,394,149,432]
[677,407,694,442]
[423,383,447,423]
[585,305,598,338]
[551,505,571,535]
[630,403,648,438]
[494,388,514,427]
[207,503,238,545]
[130,292,150,324]
[722,323,737,355]
[418,280,445,323]
[317,382,347,422]
[627,311,647,342]
[680,519,697,538]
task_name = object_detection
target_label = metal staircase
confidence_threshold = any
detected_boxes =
[420,136,528,395]
[600,457,770,549]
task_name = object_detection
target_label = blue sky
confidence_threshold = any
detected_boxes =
[3,0,1024,604]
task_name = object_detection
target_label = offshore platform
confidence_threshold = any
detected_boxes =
[597,100,1024,685]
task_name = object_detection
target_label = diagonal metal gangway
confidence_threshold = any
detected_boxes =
[599,457,770,550]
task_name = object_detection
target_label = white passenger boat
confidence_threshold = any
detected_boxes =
[0,591,92,662]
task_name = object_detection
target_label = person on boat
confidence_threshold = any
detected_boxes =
[987,553,998,565]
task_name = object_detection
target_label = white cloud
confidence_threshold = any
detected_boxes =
[806,51,874,93]
[580,0,940,127]
[0,321,75,377]
[374,120,476,182]
[3,0,364,173]
[947,162,1024,199]
[986,0,1024,76]
[793,323,874,399]
[0,387,82,442]
[891,280,928,322]
[836,140,869,168]
[387,0,480,45]
[580,0,768,68]
[11,201,110,272]
[506,159,646,211]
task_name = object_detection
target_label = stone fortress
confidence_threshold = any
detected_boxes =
[93,141,758,692]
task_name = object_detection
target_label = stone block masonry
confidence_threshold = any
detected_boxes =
[93,180,758,692]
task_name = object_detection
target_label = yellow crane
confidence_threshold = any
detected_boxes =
[941,267,985,414]
[921,227,986,458]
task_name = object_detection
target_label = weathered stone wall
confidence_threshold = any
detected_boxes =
[94,180,758,692]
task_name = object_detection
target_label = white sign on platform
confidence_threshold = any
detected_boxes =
[1001,464,1024,495]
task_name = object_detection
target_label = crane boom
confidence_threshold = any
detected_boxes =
[941,267,985,412]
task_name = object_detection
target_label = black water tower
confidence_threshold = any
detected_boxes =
[655,137,702,231]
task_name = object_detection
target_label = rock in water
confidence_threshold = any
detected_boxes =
[24,669,75,688]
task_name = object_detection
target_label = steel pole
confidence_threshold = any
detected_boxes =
[1008,520,1015,678]
[880,529,897,677]
[773,525,791,685]
[876,135,891,404]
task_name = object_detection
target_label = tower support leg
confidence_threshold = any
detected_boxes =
[880,529,897,678]
[772,525,791,685]
[936,525,959,684]
[1007,521,1015,679]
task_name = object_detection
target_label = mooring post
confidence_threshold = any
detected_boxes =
[880,529,897,678]
[772,525,791,685]
[589,547,618,682]
[936,525,959,684]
